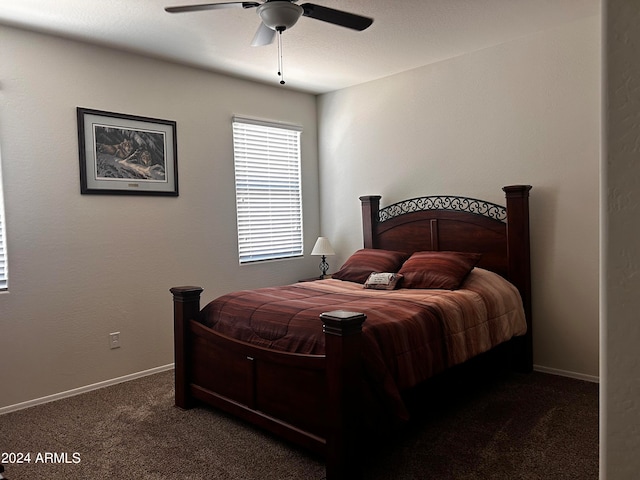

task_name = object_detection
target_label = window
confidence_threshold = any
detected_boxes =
[0,150,7,290]
[232,116,303,264]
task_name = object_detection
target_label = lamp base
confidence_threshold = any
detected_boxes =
[318,255,330,278]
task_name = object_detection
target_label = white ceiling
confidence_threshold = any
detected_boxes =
[0,0,599,94]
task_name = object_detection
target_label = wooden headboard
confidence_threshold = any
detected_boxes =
[360,185,533,371]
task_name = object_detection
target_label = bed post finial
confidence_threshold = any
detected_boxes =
[360,195,381,249]
[170,286,204,409]
[502,185,533,372]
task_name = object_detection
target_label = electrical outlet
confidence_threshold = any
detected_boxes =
[109,332,121,349]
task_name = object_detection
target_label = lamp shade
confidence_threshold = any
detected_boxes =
[311,237,335,256]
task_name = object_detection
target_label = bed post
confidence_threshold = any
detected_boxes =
[170,286,204,409]
[321,310,367,480]
[360,195,381,249]
[503,185,533,373]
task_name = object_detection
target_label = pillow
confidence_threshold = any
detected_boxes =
[397,251,482,290]
[364,272,403,290]
[332,249,409,284]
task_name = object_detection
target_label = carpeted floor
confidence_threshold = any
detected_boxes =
[0,370,598,479]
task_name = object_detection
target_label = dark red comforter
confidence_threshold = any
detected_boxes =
[198,268,526,419]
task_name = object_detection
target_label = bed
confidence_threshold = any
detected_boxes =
[170,185,532,480]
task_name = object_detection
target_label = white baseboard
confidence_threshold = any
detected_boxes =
[0,363,175,416]
[534,364,599,383]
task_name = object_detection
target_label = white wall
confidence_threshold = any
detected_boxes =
[0,25,319,409]
[318,16,601,379]
[603,0,640,477]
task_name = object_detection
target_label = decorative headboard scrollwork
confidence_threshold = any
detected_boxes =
[378,195,507,223]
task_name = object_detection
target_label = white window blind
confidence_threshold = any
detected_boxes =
[0,153,7,290]
[232,116,303,264]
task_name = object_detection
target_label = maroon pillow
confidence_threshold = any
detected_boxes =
[397,251,482,289]
[332,249,409,284]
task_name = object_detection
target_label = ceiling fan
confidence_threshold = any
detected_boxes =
[165,1,374,48]
[165,1,373,84]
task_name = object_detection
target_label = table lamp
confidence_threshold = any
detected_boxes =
[311,236,335,278]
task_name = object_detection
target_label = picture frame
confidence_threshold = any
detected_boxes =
[77,107,178,196]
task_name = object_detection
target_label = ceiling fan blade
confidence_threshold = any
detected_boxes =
[165,2,260,13]
[300,3,373,31]
[251,22,276,46]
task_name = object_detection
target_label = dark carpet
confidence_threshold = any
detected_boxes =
[0,369,598,479]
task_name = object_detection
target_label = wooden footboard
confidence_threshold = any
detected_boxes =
[170,287,366,479]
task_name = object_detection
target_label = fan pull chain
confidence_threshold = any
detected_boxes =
[277,27,285,85]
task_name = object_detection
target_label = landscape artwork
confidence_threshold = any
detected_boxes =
[93,125,167,182]
[78,108,178,196]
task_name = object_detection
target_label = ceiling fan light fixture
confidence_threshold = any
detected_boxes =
[257,2,303,30]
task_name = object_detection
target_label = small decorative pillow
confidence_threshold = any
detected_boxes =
[397,251,482,289]
[332,248,409,284]
[364,272,403,290]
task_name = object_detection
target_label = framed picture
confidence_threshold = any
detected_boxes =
[77,107,178,196]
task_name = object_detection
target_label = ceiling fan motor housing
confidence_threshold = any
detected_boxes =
[257,1,303,30]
